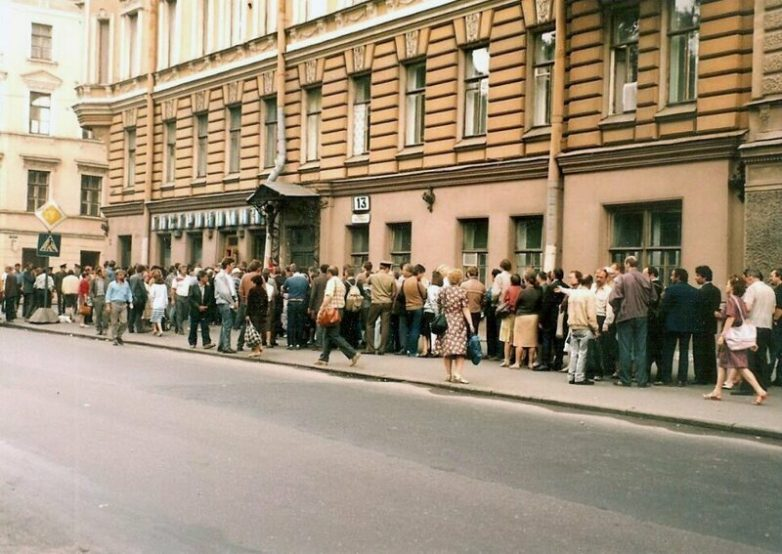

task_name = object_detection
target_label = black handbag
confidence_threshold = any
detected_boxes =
[431,311,448,336]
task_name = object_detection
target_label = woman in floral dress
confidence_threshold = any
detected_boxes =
[436,268,475,384]
[704,275,768,405]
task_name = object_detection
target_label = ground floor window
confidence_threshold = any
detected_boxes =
[288,226,315,269]
[158,234,172,268]
[80,251,100,270]
[189,232,203,266]
[461,218,488,282]
[118,235,132,269]
[388,222,411,270]
[514,216,543,272]
[222,233,239,262]
[349,225,369,268]
[609,202,681,285]
[251,231,266,262]
[21,247,47,269]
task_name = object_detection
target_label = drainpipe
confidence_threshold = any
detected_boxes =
[142,0,159,266]
[543,0,565,272]
[263,0,287,268]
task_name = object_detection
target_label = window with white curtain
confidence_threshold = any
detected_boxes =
[463,47,489,137]
[352,75,370,156]
[532,31,555,127]
[305,88,322,162]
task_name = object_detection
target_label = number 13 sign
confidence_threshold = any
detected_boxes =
[352,196,370,213]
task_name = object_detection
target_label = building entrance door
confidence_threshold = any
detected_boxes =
[22,247,47,269]
[223,233,239,262]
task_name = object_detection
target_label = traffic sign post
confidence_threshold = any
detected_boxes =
[29,200,67,324]
[37,233,62,257]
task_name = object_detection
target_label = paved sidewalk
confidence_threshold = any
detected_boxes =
[4,319,780,440]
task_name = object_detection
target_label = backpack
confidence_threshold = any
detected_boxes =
[345,282,363,312]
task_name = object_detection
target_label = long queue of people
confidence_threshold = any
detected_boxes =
[2,255,781,403]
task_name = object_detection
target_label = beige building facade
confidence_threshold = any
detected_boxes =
[74,0,780,284]
[0,0,109,269]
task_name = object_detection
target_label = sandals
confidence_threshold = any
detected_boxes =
[451,376,469,384]
[703,393,722,401]
[753,392,768,406]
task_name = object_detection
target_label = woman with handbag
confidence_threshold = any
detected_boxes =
[422,270,444,357]
[436,268,475,384]
[246,274,269,358]
[704,275,767,405]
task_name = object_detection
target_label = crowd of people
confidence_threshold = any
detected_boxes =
[2,256,781,403]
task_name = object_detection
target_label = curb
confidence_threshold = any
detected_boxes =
[6,322,781,442]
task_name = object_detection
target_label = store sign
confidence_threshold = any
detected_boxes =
[352,196,370,213]
[152,208,261,233]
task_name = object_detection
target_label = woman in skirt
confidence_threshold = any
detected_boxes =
[704,275,768,405]
[149,269,168,337]
[246,274,269,358]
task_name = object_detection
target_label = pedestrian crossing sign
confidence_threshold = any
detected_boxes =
[37,233,62,257]
[35,199,67,230]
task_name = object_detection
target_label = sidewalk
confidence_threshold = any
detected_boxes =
[4,319,780,440]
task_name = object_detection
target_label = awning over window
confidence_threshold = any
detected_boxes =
[246,180,319,208]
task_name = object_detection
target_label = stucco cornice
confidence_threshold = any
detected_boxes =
[739,139,782,165]
[557,131,747,175]
[146,191,253,214]
[324,156,549,197]
[101,201,144,217]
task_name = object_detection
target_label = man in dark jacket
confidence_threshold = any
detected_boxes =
[188,270,215,349]
[3,266,19,321]
[21,265,35,318]
[644,266,664,380]
[128,265,148,333]
[693,265,721,385]
[536,268,569,371]
[609,256,658,387]
[659,268,699,386]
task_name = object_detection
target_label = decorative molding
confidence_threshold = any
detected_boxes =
[522,0,553,27]
[405,30,418,58]
[122,107,138,129]
[454,10,493,46]
[146,190,253,214]
[101,201,145,218]
[191,90,208,113]
[536,0,553,24]
[298,58,325,86]
[326,157,550,197]
[20,69,63,93]
[558,132,746,175]
[465,13,480,43]
[222,81,241,106]
[258,70,275,97]
[344,43,376,75]
[76,160,110,173]
[20,154,61,168]
[394,28,430,61]
[162,99,176,121]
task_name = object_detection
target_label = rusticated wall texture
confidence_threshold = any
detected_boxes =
[745,189,782,277]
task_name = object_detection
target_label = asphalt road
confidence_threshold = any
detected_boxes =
[1,327,780,554]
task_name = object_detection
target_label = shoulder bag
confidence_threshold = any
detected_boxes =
[317,306,341,327]
[724,297,756,351]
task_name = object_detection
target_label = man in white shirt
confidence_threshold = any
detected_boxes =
[590,267,616,380]
[173,265,193,334]
[743,268,777,389]
[214,257,238,353]
[34,267,55,311]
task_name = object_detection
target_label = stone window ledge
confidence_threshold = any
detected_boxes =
[298,161,321,174]
[222,173,240,184]
[396,145,424,160]
[522,126,552,142]
[454,136,487,151]
[598,113,636,129]
[191,177,207,187]
[345,154,370,167]
[654,103,696,122]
